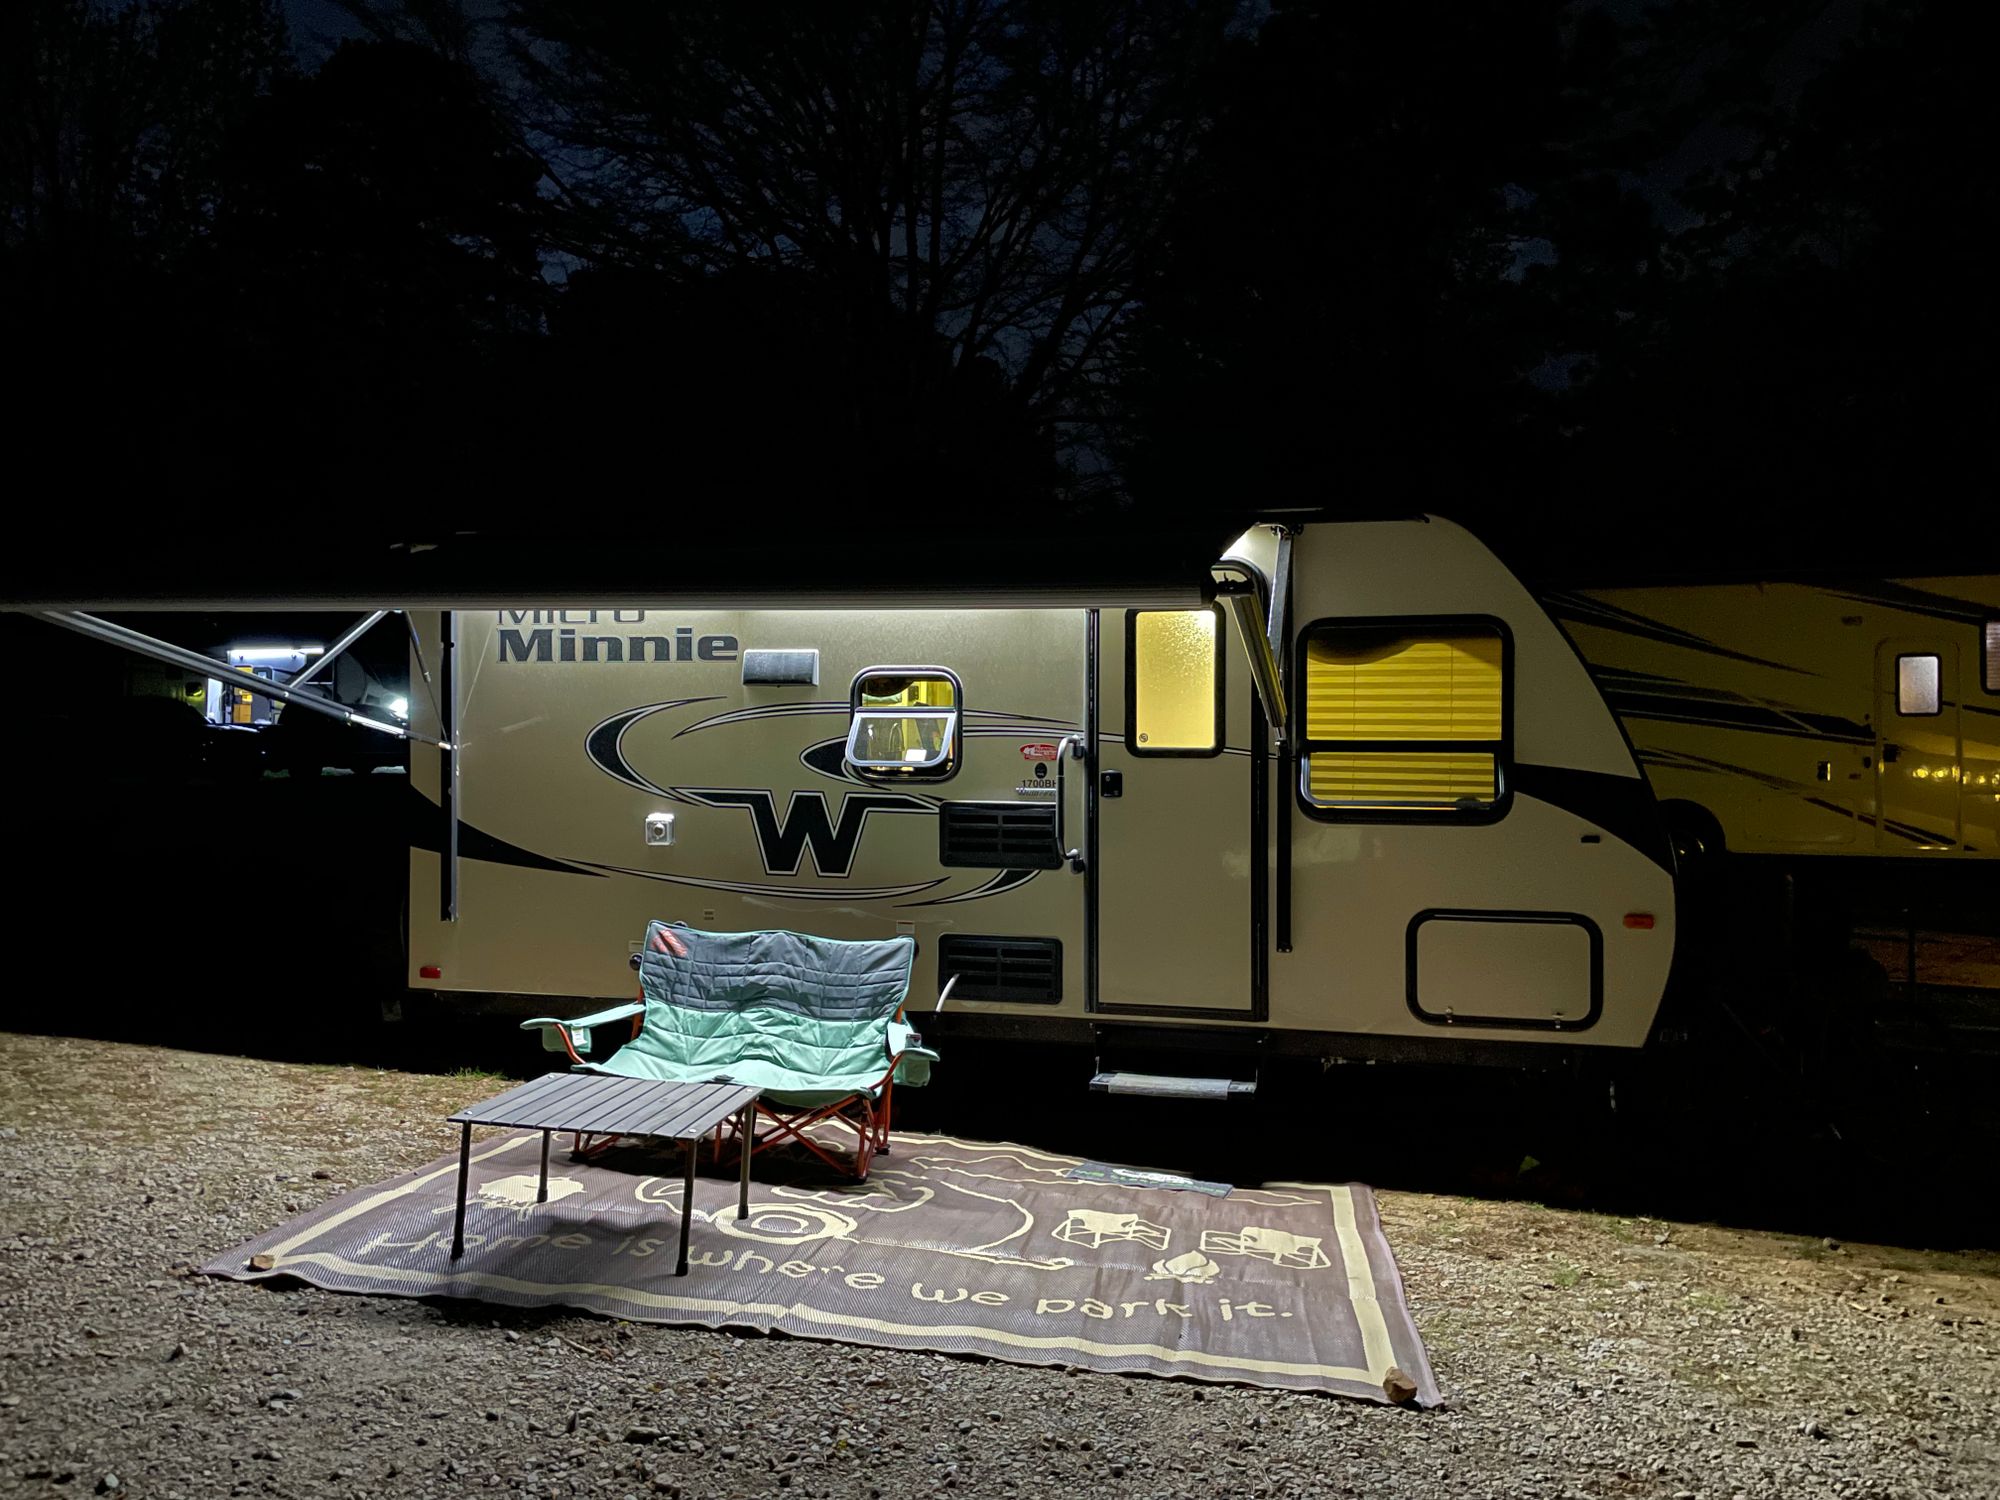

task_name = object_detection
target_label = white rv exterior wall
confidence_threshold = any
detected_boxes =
[407,516,1677,1053]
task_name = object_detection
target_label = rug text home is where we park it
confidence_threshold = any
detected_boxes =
[207,1130,1437,1405]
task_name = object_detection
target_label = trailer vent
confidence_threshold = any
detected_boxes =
[938,935,1063,1004]
[742,648,819,686]
[938,801,1062,869]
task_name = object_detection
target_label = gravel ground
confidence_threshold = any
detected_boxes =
[1,1034,1996,1500]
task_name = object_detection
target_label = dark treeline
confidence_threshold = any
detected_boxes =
[3,0,1991,583]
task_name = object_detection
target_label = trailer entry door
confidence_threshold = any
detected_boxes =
[1094,606,1258,1015]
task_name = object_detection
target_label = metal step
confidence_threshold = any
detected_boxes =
[1090,1071,1257,1100]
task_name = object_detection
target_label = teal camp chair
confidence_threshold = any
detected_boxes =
[522,922,944,1180]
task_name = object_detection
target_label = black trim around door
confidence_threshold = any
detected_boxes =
[439,609,459,923]
[1091,606,1264,1021]
[1084,607,1101,1014]
[1250,688,1270,1018]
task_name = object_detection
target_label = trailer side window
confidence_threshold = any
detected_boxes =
[1984,622,1999,694]
[1896,653,1941,716]
[846,669,960,780]
[1297,622,1507,817]
[1127,607,1223,756]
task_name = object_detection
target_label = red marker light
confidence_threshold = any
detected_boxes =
[419,965,442,979]
[1622,913,1655,930]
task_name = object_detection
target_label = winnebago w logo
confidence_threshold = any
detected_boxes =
[682,790,933,878]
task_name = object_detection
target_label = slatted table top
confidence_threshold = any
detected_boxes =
[449,1073,760,1142]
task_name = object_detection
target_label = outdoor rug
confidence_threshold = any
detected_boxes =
[204,1129,1438,1404]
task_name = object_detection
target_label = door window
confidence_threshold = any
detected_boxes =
[1127,607,1223,755]
[1896,653,1942,716]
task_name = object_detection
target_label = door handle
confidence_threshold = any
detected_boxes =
[1054,733,1086,873]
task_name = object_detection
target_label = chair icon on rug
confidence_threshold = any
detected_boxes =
[1054,1209,1170,1252]
[1198,1225,1330,1270]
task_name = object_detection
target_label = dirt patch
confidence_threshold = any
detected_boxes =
[2,1033,1997,1499]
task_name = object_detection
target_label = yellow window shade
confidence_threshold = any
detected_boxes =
[859,673,955,709]
[1306,751,1498,808]
[1304,629,1502,742]
[1132,608,1220,752]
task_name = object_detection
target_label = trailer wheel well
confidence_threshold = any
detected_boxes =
[1660,800,1726,868]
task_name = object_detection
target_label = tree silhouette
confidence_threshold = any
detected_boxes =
[3,0,1988,581]
[1115,0,1996,577]
[504,0,1234,496]
[1546,0,1996,567]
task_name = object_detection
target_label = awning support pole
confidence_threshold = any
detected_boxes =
[1265,529,1293,748]
[439,610,460,923]
[39,611,446,746]
[287,610,388,690]
[403,612,444,727]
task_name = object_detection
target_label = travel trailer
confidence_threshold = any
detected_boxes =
[1549,579,2000,993]
[400,517,1679,1083]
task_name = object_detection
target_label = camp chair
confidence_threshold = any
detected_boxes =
[521,921,941,1181]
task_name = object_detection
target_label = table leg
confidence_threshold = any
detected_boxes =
[737,1102,753,1220]
[677,1138,696,1277]
[538,1130,551,1203]
[450,1122,472,1261]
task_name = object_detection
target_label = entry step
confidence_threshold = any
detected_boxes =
[1090,1071,1257,1100]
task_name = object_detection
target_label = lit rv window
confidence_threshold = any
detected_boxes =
[845,669,960,780]
[1984,622,1999,694]
[1298,623,1507,816]
[1128,607,1222,755]
[1896,654,1941,716]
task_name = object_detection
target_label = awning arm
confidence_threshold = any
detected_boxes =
[41,611,447,747]
[402,611,445,728]
[1211,526,1291,737]
[287,610,389,690]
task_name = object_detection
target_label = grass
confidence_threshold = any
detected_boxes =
[1549,1261,1584,1289]
[1685,1290,1731,1315]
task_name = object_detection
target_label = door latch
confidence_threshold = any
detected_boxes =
[1100,770,1123,799]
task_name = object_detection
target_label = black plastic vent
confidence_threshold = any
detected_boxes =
[937,801,1061,869]
[938,935,1063,1005]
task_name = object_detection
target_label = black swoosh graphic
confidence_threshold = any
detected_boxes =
[1511,763,1676,875]
[405,785,601,877]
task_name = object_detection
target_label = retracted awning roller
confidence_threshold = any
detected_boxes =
[1212,525,1292,738]
[2,520,1256,612]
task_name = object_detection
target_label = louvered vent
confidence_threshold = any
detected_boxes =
[938,801,1061,869]
[938,935,1063,1004]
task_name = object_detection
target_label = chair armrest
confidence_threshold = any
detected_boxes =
[521,1002,646,1062]
[521,1002,646,1033]
[886,1020,940,1087]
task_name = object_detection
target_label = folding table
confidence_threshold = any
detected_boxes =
[447,1073,760,1274]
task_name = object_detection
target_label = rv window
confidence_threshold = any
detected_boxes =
[1127,607,1223,756]
[845,669,960,779]
[1297,622,1507,817]
[1896,654,1941,716]
[1984,622,1999,694]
